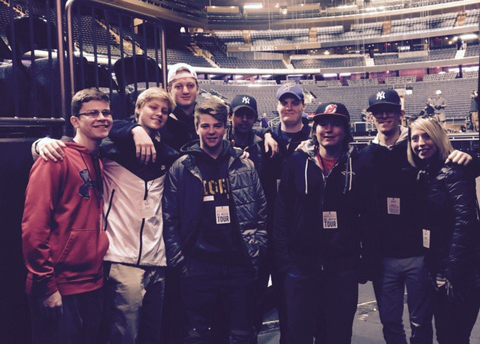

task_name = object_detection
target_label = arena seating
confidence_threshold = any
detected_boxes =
[198,77,477,125]
[292,57,365,69]
[251,28,309,46]
[374,47,458,65]
[423,72,458,81]
[385,76,417,84]
[465,44,480,58]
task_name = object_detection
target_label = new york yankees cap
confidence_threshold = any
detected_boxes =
[367,89,401,112]
[311,102,350,122]
[277,84,305,102]
[230,94,258,117]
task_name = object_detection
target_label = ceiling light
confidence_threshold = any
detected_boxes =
[244,3,263,9]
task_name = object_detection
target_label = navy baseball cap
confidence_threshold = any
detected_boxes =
[230,94,258,117]
[367,89,401,112]
[277,84,304,102]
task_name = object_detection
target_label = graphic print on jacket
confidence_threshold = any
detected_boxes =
[192,149,247,265]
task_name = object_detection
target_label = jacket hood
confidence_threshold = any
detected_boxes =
[297,139,356,195]
[372,125,409,148]
[272,116,310,140]
[225,127,263,147]
[180,139,241,160]
[65,141,100,157]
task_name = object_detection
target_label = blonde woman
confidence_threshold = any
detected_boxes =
[408,117,480,344]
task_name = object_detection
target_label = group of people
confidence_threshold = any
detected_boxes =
[22,62,480,344]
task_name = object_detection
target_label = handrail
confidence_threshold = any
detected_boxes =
[55,0,67,136]
[0,117,65,125]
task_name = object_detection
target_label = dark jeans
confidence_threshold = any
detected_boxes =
[284,267,358,344]
[372,256,433,344]
[433,286,480,344]
[29,288,103,344]
[179,258,257,344]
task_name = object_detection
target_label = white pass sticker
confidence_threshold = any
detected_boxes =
[387,197,401,215]
[423,229,430,249]
[322,211,338,229]
[140,199,155,218]
[215,206,231,224]
[203,195,214,202]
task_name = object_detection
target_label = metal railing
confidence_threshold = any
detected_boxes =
[0,0,171,138]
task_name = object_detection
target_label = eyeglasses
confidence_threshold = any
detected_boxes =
[371,111,397,119]
[78,109,113,118]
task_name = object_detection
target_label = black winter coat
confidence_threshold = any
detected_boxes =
[356,139,425,260]
[162,140,268,271]
[273,141,361,275]
[416,161,480,291]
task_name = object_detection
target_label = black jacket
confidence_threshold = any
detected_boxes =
[225,127,265,175]
[159,105,198,152]
[356,137,425,261]
[416,161,480,291]
[273,140,361,274]
[263,117,311,233]
[162,140,268,271]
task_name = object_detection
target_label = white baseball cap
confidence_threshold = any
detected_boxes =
[436,90,442,95]
[167,63,197,84]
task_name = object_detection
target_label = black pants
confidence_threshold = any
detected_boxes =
[29,288,103,344]
[433,286,480,344]
[179,258,257,344]
[284,267,358,344]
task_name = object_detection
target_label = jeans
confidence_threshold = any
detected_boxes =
[373,256,433,344]
[284,267,358,344]
[179,258,257,344]
[30,288,103,344]
[105,262,166,344]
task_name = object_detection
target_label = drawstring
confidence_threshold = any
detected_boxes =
[342,151,353,194]
[304,159,309,195]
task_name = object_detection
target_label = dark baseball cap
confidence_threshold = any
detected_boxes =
[311,102,350,122]
[230,94,258,117]
[277,84,304,102]
[367,89,401,112]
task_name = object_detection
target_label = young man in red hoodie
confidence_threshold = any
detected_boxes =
[22,89,112,344]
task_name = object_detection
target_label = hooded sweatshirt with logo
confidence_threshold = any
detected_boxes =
[22,142,109,298]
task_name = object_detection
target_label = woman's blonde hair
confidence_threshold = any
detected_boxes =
[407,117,454,167]
[135,87,175,121]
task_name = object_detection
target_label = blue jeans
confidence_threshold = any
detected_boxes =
[373,256,433,344]
[179,258,257,344]
[284,267,358,344]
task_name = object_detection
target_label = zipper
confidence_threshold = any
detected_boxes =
[104,189,116,231]
[136,180,148,265]
[228,169,251,261]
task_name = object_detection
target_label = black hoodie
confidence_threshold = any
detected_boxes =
[181,141,247,265]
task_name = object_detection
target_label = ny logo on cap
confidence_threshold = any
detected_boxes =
[325,104,338,114]
[377,91,386,100]
[283,83,296,92]
[242,96,250,104]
